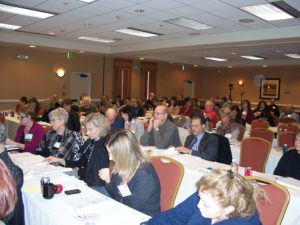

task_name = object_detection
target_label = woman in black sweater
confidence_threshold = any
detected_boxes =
[274,131,300,180]
[99,129,161,216]
[46,113,110,190]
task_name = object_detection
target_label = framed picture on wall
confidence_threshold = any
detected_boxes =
[260,78,281,100]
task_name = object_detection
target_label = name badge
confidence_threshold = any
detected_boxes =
[54,142,61,148]
[25,134,33,142]
[117,184,132,197]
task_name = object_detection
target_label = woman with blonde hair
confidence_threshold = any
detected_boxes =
[99,129,160,216]
[142,169,264,225]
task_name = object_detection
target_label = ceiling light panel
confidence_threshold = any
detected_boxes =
[79,0,96,3]
[78,36,115,43]
[114,28,162,37]
[285,54,300,59]
[241,55,264,60]
[204,57,227,62]
[241,3,294,21]
[0,3,55,19]
[164,17,213,30]
[0,23,21,30]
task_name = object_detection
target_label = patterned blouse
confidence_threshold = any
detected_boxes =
[39,128,84,161]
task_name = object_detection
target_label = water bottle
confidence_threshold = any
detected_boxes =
[231,159,239,173]
[282,144,288,154]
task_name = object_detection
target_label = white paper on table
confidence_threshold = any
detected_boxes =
[5,144,18,151]
[276,177,300,191]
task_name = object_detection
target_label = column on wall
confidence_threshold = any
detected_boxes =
[113,59,133,99]
[140,61,157,99]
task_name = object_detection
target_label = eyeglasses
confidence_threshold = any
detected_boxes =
[20,115,26,119]
[49,118,60,123]
[154,112,165,116]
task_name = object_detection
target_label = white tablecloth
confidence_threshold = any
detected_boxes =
[143,147,300,225]
[9,153,150,225]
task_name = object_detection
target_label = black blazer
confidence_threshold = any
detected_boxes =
[213,134,232,165]
[184,132,218,162]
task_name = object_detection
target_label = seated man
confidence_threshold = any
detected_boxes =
[79,96,97,116]
[105,108,124,132]
[280,104,299,123]
[203,100,219,128]
[177,113,218,161]
[140,105,181,148]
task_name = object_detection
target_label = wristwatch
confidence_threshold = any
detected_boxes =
[155,127,159,131]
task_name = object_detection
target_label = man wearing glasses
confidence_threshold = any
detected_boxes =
[140,105,181,149]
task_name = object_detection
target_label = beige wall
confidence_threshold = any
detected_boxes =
[1,44,300,110]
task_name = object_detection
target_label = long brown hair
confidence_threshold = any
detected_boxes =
[0,159,17,219]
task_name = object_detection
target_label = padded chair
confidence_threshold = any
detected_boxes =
[236,123,246,142]
[246,176,289,225]
[250,128,273,144]
[240,137,271,173]
[178,127,189,146]
[173,116,190,128]
[213,134,232,165]
[251,119,270,129]
[279,117,296,124]
[278,123,299,134]
[272,116,280,127]
[150,156,184,212]
[278,132,295,148]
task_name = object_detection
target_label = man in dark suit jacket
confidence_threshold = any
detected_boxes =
[176,113,218,161]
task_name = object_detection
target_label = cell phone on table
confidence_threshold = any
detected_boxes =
[64,189,81,195]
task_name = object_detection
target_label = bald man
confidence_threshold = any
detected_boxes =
[140,105,181,148]
[105,108,124,131]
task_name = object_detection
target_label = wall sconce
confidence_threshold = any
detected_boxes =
[56,68,65,77]
[238,80,244,86]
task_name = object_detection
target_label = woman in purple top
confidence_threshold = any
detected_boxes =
[6,105,44,154]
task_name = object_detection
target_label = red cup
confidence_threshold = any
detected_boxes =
[54,184,63,194]
[244,167,252,176]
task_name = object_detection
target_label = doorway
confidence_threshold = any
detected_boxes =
[183,80,194,98]
[69,72,91,101]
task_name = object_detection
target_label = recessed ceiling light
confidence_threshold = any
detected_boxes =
[29,45,36,48]
[204,57,227,62]
[0,3,55,19]
[262,65,268,68]
[48,32,55,35]
[79,50,85,53]
[285,53,300,59]
[231,52,237,55]
[114,27,162,37]
[169,62,174,64]
[193,65,198,67]
[228,65,233,68]
[0,23,21,30]
[139,57,144,60]
[241,3,293,21]
[241,55,264,60]
[79,0,96,3]
[164,17,213,30]
[78,36,115,43]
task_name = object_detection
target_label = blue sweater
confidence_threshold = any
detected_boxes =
[105,163,161,216]
[143,193,261,225]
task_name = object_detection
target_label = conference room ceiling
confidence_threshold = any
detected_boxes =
[1,0,300,67]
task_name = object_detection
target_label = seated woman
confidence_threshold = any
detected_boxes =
[230,105,245,126]
[46,113,110,191]
[6,105,44,154]
[216,107,240,140]
[168,96,180,116]
[62,98,81,132]
[254,100,275,126]
[99,129,161,216]
[39,107,84,161]
[274,131,300,180]
[119,105,144,142]
[241,100,255,124]
[142,169,264,225]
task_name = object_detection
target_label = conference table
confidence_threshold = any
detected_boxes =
[141,146,300,225]
[9,152,150,225]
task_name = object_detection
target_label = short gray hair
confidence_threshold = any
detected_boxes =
[86,113,110,136]
[0,123,7,144]
[49,107,69,125]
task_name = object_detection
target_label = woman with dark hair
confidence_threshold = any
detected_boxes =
[230,105,245,126]
[62,98,81,132]
[241,100,255,124]
[120,105,144,142]
[179,97,194,117]
[28,97,41,116]
[168,96,180,115]
[254,100,275,126]
[16,96,28,113]
[6,105,44,154]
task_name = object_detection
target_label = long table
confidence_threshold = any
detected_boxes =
[9,152,150,225]
[141,147,300,225]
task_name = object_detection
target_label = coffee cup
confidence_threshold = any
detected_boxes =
[42,183,63,199]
